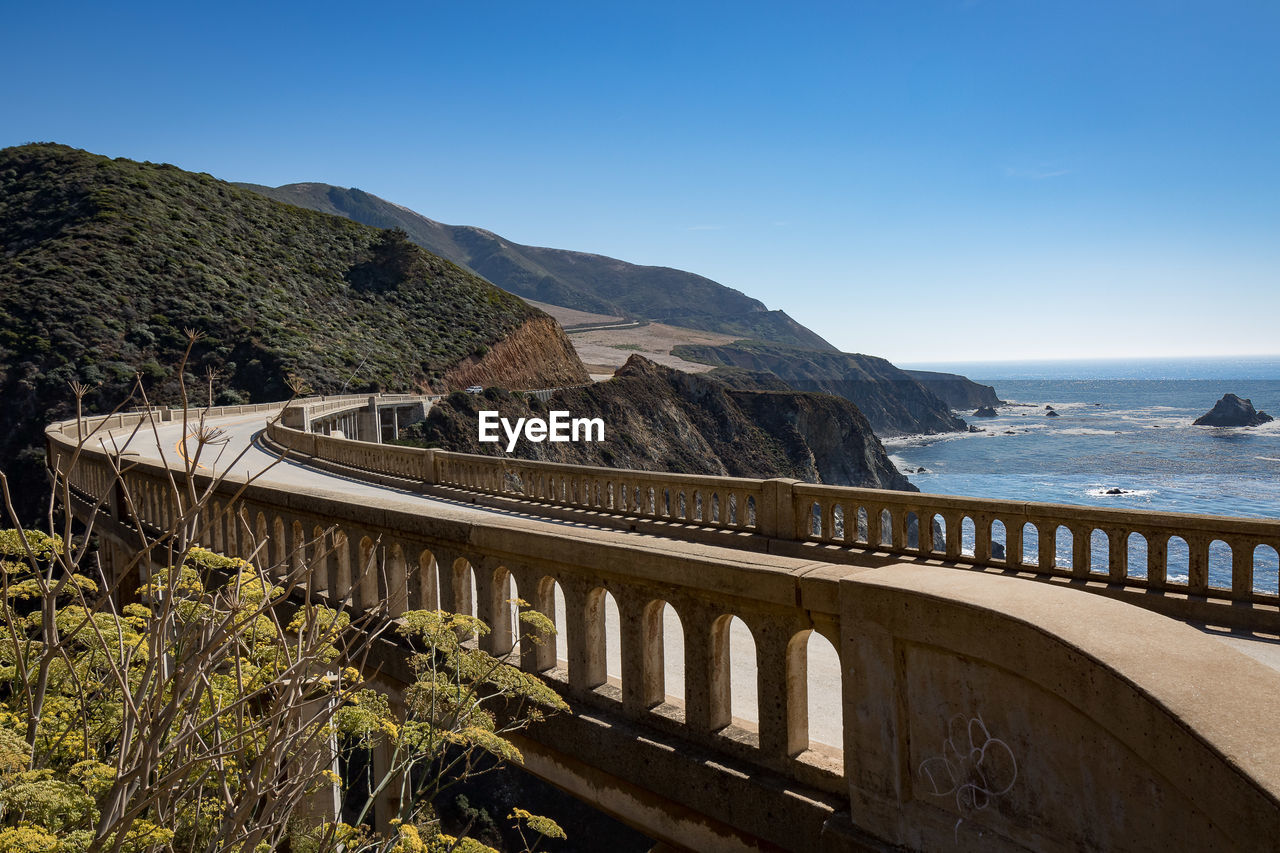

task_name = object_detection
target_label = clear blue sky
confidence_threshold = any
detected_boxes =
[3,1,1277,364]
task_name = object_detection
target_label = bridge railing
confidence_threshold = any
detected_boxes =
[52,400,286,438]
[792,482,1280,604]
[45,422,851,800]
[265,396,1280,611]
[433,452,766,534]
[43,403,1280,851]
[286,393,439,422]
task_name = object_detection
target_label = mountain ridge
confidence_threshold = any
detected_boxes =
[235,181,835,351]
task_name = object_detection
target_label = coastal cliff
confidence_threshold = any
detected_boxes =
[407,356,915,490]
[904,369,1003,410]
[672,341,966,436]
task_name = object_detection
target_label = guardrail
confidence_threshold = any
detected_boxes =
[43,398,1280,851]
[264,396,1280,610]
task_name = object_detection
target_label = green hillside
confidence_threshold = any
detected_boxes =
[0,143,580,518]
[237,182,836,350]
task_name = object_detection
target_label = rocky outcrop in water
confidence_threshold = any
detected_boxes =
[1193,394,1274,427]
[973,406,998,418]
[409,356,916,491]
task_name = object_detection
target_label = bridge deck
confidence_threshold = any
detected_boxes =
[50,400,1280,852]
[167,409,1280,673]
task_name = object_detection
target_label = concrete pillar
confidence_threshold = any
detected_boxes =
[838,581,903,842]
[755,621,807,761]
[359,397,381,444]
[386,543,408,618]
[757,479,800,540]
[1147,534,1168,586]
[945,512,963,560]
[564,580,606,695]
[409,547,439,612]
[1072,528,1091,576]
[973,514,991,563]
[355,535,378,613]
[1006,519,1023,567]
[618,592,661,714]
[1107,527,1128,581]
[1188,535,1210,593]
[309,526,331,598]
[293,687,341,829]
[682,605,730,735]
[1036,521,1056,569]
[331,530,351,606]
[516,571,557,674]
[476,562,514,657]
[1231,537,1253,596]
[419,448,437,485]
[432,549,462,617]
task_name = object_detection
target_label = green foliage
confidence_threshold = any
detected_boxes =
[0,526,567,852]
[0,143,541,521]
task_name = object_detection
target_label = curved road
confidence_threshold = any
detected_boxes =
[99,408,1280,749]
[104,409,848,747]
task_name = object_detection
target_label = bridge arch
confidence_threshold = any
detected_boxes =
[477,564,517,657]
[209,500,225,552]
[386,543,407,616]
[271,515,287,570]
[254,511,269,566]
[529,575,564,674]
[447,556,476,623]
[290,520,305,573]
[415,548,438,611]
[332,529,351,604]
[357,535,378,611]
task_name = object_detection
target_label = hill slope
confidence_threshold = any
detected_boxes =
[671,341,967,436]
[407,355,914,491]
[0,143,587,517]
[237,182,834,350]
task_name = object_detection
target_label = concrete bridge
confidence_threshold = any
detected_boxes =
[46,395,1280,852]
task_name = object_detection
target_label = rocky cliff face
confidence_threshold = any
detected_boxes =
[904,370,1002,410]
[674,342,966,436]
[444,315,590,390]
[409,356,915,490]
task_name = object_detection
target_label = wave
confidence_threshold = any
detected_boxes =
[1085,486,1158,498]
[1056,427,1132,436]
[883,431,976,449]
[1000,399,1094,411]
[1193,419,1280,435]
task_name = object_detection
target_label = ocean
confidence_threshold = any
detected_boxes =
[890,356,1280,591]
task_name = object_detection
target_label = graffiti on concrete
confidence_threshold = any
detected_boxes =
[918,714,1018,838]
